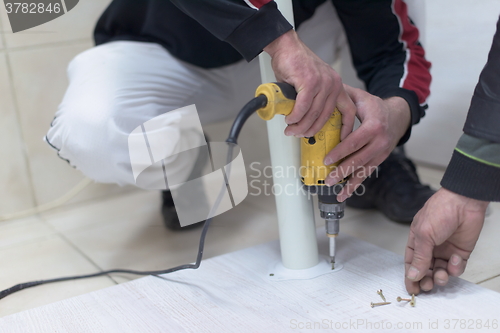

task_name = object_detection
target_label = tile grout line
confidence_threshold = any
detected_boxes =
[2,41,38,209]
[37,216,120,285]
[39,188,146,218]
[2,37,92,53]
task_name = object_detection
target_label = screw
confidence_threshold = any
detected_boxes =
[410,294,416,307]
[377,289,386,302]
[370,302,391,308]
[397,296,411,302]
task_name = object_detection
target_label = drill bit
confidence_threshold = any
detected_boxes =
[329,237,335,269]
[325,218,339,270]
[329,235,336,269]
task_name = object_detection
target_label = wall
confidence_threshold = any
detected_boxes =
[406,0,500,167]
[0,0,129,218]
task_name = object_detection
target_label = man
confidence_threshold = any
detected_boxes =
[45,0,432,229]
[405,17,500,295]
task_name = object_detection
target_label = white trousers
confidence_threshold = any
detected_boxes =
[46,1,346,187]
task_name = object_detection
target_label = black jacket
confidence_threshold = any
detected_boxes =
[94,0,432,144]
[441,17,500,202]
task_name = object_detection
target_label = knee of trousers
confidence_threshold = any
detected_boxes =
[45,105,138,186]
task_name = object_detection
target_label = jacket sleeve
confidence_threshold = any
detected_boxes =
[169,0,292,62]
[441,17,500,202]
[332,0,432,145]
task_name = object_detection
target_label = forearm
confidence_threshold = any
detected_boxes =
[170,0,292,61]
[333,0,431,144]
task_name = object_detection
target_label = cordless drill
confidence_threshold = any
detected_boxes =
[227,82,345,269]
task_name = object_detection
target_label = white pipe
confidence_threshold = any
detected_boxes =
[258,0,319,269]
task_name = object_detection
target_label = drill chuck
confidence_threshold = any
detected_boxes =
[319,201,345,222]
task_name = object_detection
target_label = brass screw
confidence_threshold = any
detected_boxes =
[397,296,411,302]
[410,294,416,307]
[377,289,386,302]
[370,302,391,308]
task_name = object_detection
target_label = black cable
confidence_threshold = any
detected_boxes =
[226,95,267,145]
[0,93,265,300]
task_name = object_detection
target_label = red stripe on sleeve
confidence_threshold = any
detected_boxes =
[393,0,431,105]
[247,0,273,9]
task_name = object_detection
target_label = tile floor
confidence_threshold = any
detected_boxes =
[0,164,499,318]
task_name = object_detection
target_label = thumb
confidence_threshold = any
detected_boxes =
[406,233,435,282]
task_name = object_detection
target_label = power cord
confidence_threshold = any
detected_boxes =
[0,95,266,301]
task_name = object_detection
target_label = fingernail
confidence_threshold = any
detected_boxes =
[407,266,419,280]
[437,279,446,285]
[451,254,461,266]
[324,158,332,165]
[285,130,294,136]
[294,134,304,138]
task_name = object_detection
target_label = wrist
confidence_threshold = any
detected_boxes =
[263,29,299,58]
[383,96,411,140]
[440,187,490,211]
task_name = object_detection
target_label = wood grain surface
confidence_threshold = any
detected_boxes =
[1,230,499,332]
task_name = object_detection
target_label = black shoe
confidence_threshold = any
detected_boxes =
[161,135,210,231]
[346,148,435,224]
[162,190,204,230]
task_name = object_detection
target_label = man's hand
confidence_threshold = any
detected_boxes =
[323,85,411,201]
[405,188,488,295]
[264,30,356,140]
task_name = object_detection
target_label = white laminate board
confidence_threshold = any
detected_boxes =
[1,230,499,333]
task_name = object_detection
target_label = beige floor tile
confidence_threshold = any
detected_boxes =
[415,164,444,190]
[0,17,4,50]
[461,202,500,284]
[43,190,161,233]
[477,275,500,293]
[339,210,410,257]
[0,234,115,317]
[0,53,35,216]
[8,42,132,208]
[42,188,280,284]
[0,216,54,250]
[0,0,111,49]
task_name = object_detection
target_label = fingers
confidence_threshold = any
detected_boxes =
[283,74,355,138]
[334,156,378,202]
[406,224,435,284]
[284,86,318,133]
[337,87,356,140]
[419,275,434,292]
[284,89,335,137]
[303,91,337,137]
[405,263,420,295]
[405,232,421,295]
[323,125,371,171]
[431,258,449,288]
[447,254,467,277]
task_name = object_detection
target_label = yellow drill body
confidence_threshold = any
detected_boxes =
[254,82,345,269]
